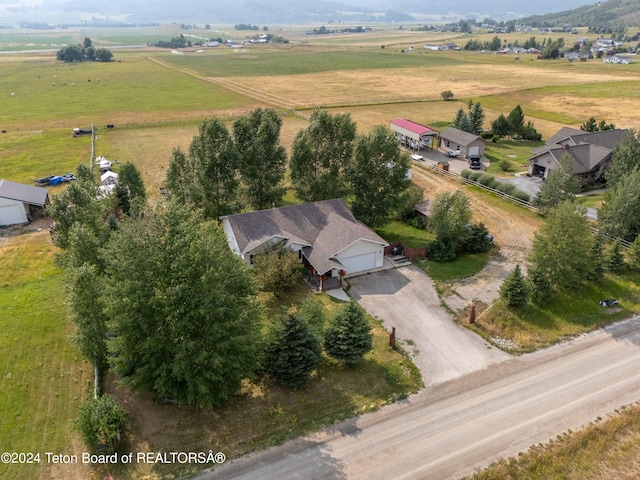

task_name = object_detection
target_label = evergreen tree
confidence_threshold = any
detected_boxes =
[527,265,552,305]
[452,107,468,130]
[507,105,525,139]
[264,314,322,388]
[499,265,529,308]
[295,298,326,337]
[468,101,485,135]
[491,114,510,138]
[324,301,373,365]
[607,240,626,271]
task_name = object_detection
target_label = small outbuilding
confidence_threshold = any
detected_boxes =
[0,179,49,226]
[439,127,486,158]
[101,171,119,186]
[390,118,439,152]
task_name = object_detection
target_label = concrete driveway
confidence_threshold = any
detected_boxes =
[348,265,510,386]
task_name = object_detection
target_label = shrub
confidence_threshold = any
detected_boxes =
[512,190,531,202]
[491,134,500,143]
[407,216,427,230]
[495,182,516,196]
[74,395,127,453]
[477,173,498,188]
[460,169,472,179]
[441,90,454,101]
[499,159,512,171]
[467,171,483,182]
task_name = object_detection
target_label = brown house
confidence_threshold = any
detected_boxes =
[528,127,628,184]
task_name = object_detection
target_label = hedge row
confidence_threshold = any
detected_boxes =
[460,169,530,202]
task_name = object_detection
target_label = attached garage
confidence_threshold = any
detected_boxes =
[334,239,385,276]
[0,179,50,226]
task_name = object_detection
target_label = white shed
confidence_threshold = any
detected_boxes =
[101,171,119,186]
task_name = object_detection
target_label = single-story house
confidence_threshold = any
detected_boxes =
[0,179,49,226]
[220,198,388,290]
[390,118,439,152]
[439,127,486,158]
[528,127,628,183]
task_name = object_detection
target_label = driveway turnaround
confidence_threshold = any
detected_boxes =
[348,265,509,385]
[200,316,640,480]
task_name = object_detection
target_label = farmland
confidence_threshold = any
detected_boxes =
[1,23,640,479]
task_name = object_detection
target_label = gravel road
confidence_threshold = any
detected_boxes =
[200,316,640,480]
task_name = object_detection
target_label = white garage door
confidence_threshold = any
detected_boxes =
[340,252,377,275]
[0,204,27,226]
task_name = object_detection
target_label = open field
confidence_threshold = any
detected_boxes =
[1,24,640,479]
[0,227,92,480]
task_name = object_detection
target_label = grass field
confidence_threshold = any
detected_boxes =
[472,271,640,352]
[0,229,91,480]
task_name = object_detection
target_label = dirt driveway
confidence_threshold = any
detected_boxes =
[411,167,544,313]
[348,266,510,385]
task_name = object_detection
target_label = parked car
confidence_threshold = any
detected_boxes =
[599,299,618,307]
[446,150,461,158]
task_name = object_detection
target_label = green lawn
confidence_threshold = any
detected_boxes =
[0,232,90,480]
[416,251,491,283]
[484,140,544,175]
[375,220,434,249]
[576,192,606,209]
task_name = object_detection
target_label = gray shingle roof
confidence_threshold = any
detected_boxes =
[0,179,49,207]
[440,127,483,147]
[223,198,388,275]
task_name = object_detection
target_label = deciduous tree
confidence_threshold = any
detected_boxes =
[252,248,301,296]
[606,129,640,189]
[533,153,581,215]
[234,108,287,210]
[349,125,411,227]
[289,109,356,202]
[427,190,472,261]
[74,395,127,453]
[528,201,594,290]
[115,162,146,215]
[101,201,261,407]
[599,168,640,241]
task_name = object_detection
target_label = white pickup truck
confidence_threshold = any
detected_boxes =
[445,150,461,158]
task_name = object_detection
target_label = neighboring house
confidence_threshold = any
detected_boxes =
[0,179,49,226]
[439,127,486,158]
[423,44,446,51]
[390,118,439,152]
[565,52,589,62]
[528,127,628,184]
[220,198,388,290]
[603,54,632,64]
[443,42,459,50]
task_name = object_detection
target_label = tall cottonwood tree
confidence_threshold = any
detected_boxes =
[114,162,146,215]
[101,201,262,407]
[533,153,581,215]
[599,168,640,241]
[233,108,287,210]
[606,129,640,189]
[289,109,356,202]
[349,125,411,227]
[164,118,241,220]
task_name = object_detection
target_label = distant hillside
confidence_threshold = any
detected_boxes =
[520,0,640,28]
